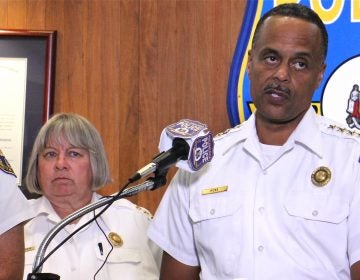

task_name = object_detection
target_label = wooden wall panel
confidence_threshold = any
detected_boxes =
[0,0,246,214]
[114,0,140,195]
[7,0,27,28]
[27,1,46,28]
[0,1,8,26]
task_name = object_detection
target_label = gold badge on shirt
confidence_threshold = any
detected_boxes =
[108,232,123,247]
[311,166,331,187]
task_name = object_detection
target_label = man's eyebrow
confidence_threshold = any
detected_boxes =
[293,51,312,58]
[259,47,312,59]
[258,47,279,55]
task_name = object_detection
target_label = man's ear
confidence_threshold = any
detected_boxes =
[247,49,252,73]
[316,63,326,88]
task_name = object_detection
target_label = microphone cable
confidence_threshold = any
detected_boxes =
[92,210,113,280]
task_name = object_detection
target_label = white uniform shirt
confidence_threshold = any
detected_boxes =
[25,194,162,280]
[0,168,34,235]
[148,108,360,280]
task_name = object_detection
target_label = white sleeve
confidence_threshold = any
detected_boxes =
[148,170,199,266]
[347,145,360,265]
[0,172,34,234]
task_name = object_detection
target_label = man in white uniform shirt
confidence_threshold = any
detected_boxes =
[148,3,360,280]
[0,150,34,280]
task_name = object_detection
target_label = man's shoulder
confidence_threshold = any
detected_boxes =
[214,122,248,145]
[317,116,360,142]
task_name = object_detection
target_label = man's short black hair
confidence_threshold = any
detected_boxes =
[251,3,328,61]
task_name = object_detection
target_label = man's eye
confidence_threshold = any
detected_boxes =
[264,56,278,64]
[292,61,307,70]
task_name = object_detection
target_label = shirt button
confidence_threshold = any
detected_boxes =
[312,210,319,216]
[210,209,215,215]
[258,207,265,214]
[258,245,264,252]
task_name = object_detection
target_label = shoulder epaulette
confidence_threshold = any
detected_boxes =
[326,124,360,138]
[0,149,16,176]
[135,205,153,219]
[215,123,243,139]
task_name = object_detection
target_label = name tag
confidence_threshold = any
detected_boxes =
[201,185,228,195]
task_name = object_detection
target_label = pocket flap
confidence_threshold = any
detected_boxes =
[96,248,142,264]
[285,191,349,223]
[189,186,243,222]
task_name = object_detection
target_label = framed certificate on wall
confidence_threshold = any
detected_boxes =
[0,30,56,189]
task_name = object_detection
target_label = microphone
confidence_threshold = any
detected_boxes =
[129,119,214,183]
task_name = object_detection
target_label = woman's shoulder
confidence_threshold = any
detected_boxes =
[104,196,153,220]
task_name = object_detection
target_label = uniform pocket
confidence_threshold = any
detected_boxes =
[96,247,142,264]
[95,248,159,279]
[189,186,243,223]
[284,189,349,223]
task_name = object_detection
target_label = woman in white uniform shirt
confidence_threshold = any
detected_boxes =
[23,113,161,279]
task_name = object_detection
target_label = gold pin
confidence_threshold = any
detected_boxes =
[201,185,228,195]
[108,232,123,247]
[311,166,331,187]
[25,246,36,253]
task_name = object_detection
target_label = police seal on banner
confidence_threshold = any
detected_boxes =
[159,119,214,172]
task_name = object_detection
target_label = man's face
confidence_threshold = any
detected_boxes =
[247,16,326,125]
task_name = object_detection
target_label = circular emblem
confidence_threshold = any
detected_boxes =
[108,232,123,247]
[311,166,331,187]
[322,56,360,131]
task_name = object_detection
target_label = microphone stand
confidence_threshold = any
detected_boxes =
[27,173,167,280]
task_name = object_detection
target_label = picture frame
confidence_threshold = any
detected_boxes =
[0,29,56,190]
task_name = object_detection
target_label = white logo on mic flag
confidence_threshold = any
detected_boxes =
[165,119,208,138]
[159,119,214,172]
[190,133,213,171]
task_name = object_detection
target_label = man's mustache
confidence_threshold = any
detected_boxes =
[264,84,291,95]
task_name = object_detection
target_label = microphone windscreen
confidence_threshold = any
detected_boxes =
[158,119,214,172]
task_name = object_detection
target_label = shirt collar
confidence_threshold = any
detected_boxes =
[286,107,323,158]
[220,107,323,158]
[32,193,107,227]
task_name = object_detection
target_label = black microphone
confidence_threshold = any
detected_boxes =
[129,119,214,183]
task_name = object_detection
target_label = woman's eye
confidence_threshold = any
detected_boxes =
[68,151,81,157]
[43,151,57,158]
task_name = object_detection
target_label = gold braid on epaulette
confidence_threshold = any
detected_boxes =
[135,205,153,219]
[215,124,242,138]
[327,124,360,137]
[0,149,15,176]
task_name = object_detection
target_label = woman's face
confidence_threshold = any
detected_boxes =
[37,136,93,207]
